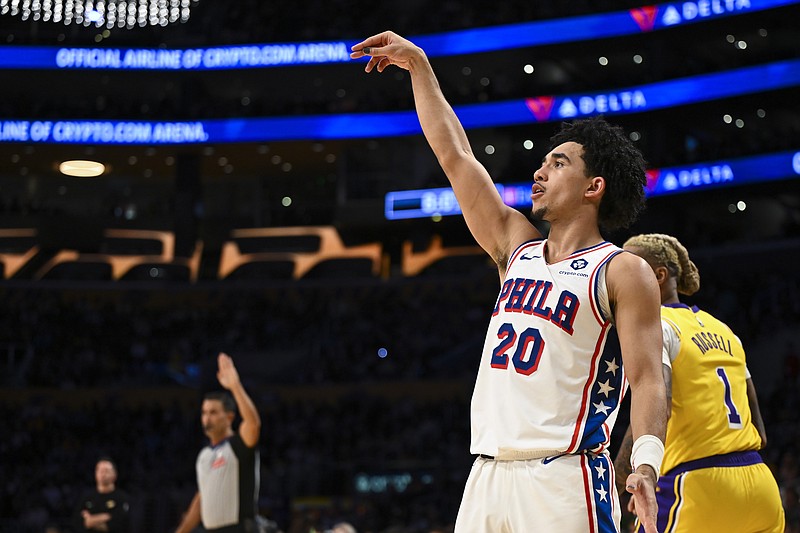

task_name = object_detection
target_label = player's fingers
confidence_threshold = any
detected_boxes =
[350,32,391,54]
[364,56,381,73]
[350,38,372,53]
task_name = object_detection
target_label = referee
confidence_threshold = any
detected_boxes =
[175,353,262,533]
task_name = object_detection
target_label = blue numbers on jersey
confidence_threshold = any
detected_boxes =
[490,323,545,375]
[715,367,743,429]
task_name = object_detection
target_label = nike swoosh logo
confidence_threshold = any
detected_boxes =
[520,253,541,260]
[542,453,567,464]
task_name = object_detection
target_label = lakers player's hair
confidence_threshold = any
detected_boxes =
[549,116,647,231]
[623,233,700,296]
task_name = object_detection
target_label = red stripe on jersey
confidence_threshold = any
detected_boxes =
[609,456,619,531]
[506,239,543,271]
[568,322,611,452]
[581,453,598,533]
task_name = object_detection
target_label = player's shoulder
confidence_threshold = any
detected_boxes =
[605,250,659,309]
[605,248,653,281]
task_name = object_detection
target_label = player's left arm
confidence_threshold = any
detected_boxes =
[746,377,768,449]
[607,252,668,533]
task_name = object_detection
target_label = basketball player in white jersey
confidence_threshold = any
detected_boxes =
[351,32,668,532]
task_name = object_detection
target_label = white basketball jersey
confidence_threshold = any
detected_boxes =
[470,239,627,457]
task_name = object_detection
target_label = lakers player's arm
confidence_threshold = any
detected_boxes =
[613,363,671,497]
[614,364,672,494]
[613,426,634,497]
[663,364,673,410]
[607,252,667,533]
[747,378,768,449]
[351,32,540,267]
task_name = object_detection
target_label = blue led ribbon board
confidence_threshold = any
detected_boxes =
[384,150,800,220]
[0,0,796,70]
[2,59,798,144]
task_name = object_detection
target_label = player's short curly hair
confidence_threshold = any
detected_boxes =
[548,116,647,231]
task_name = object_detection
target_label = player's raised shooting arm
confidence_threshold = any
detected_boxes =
[351,32,538,265]
[407,55,538,263]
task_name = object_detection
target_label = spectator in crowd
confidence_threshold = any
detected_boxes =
[76,457,131,532]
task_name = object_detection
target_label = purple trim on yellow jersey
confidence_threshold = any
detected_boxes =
[663,302,700,313]
[665,450,763,476]
[655,451,763,532]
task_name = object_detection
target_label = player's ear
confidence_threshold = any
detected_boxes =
[586,176,605,199]
[653,265,670,285]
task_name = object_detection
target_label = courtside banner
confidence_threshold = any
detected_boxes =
[384,150,800,220]
[0,0,796,70]
[1,59,798,144]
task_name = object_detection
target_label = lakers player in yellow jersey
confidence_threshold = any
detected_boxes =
[614,233,784,532]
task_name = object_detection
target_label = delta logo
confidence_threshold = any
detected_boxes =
[525,96,555,122]
[629,6,659,32]
[645,169,661,193]
[660,0,754,27]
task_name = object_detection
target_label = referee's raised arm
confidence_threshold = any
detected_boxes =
[216,352,261,448]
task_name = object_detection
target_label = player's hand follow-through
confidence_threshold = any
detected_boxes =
[350,31,422,73]
[216,352,241,390]
[626,469,658,533]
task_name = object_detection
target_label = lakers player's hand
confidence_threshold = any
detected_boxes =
[626,466,658,533]
[350,31,424,73]
[216,352,242,391]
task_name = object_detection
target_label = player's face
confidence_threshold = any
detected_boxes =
[531,141,590,222]
[201,399,232,437]
[95,460,116,486]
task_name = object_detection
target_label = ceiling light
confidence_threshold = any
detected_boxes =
[0,0,199,28]
[59,159,105,177]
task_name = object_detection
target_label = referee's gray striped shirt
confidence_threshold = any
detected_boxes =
[196,434,259,530]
